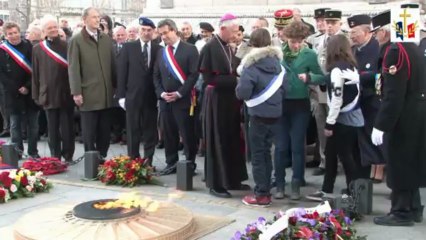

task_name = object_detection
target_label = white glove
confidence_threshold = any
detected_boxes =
[118,98,126,110]
[342,69,360,85]
[371,128,384,146]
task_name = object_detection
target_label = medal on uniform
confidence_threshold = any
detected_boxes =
[375,73,382,96]
[388,65,397,75]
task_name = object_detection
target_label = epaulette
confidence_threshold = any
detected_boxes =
[315,32,325,38]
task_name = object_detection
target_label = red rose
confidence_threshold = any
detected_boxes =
[0,173,12,188]
[106,171,116,182]
[313,211,320,219]
[125,169,135,181]
[21,176,29,186]
[40,179,46,185]
[345,230,352,237]
[289,216,298,225]
[0,188,5,198]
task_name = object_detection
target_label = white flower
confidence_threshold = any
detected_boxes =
[10,184,17,193]
[35,171,43,179]
[28,176,36,186]
[26,185,33,192]
[8,170,17,179]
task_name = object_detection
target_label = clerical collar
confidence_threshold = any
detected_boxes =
[216,34,228,46]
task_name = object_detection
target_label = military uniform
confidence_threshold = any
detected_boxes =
[271,9,294,48]
[372,8,426,226]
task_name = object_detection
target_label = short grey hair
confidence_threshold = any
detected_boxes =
[158,19,178,32]
[219,19,239,28]
[82,7,99,18]
[40,15,58,31]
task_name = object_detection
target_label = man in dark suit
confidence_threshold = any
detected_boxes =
[117,17,161,165]
[153,19,199,175]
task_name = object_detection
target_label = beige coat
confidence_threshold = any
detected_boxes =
[68,27,116,111]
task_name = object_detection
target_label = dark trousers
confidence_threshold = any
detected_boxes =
[45,107,75,161]
[391,188,422,219]
[322,123,362,193]
[38,109,48,135]
[10,109,39,156]
[250,117,275,197]
[126,101,158,159]
[111,107,126,140]
[0,90,10,132]
[80,109,112,157]
[162,104,196,165]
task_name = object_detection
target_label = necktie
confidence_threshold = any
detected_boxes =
[142,42,149,69]
[169,45,174,55]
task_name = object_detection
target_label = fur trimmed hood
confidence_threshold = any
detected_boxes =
[237,46,283,75]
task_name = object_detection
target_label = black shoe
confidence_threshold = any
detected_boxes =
[158,164,176,176]
[306,160,320,168]
[209,188,232,198]
[374,214,414,226]
[156,141,164,149]
[312,168,326,176]
[0,130,10,137]
[413,206,424,223]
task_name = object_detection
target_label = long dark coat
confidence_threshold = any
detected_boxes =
[32,37,73,109]
[375,43,426,190]
[199,35,248,190]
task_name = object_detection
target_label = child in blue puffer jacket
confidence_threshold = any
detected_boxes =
[236,28,287,207]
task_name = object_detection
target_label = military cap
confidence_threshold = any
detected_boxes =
[199,22,214,32]
[371,10,390,32]
[314,8,331,19]
[347,14,372,28]
[324,10,342,21]
[239,25,245,32]
[401,3,420,8]
[114,22,126,29]
[274,9,294,28]
[139,17,156,28]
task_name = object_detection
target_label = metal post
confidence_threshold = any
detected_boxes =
[176,161,193,191]
[84,151,100,179]
[2,143,19,168]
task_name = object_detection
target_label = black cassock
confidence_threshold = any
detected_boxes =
[375,43,426,191]
[199,35,248,190]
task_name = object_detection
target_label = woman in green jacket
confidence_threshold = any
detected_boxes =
[274,21,325,200]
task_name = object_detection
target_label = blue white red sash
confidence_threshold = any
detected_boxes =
[245,66,285,108]
[162,46,187,84]
[0,41,32,74]
[39,40,68,68]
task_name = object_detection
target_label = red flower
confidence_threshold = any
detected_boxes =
[289,216,298,225]
[313,211,320,219]
[125,169,135,182]
[329,216,342,235]
[21,176,29,186]
[0,172,12,188]
[40,179,46,185]
[345,230,352,237]
[0,188,5,198]
[106,171,116,182]
[295,226,313,239]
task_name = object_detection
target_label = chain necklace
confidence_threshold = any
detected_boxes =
[214,34,232,74]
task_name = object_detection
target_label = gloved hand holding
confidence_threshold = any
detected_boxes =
[371,128,384,146]
[119,98,126,110]
[342,68,360,85]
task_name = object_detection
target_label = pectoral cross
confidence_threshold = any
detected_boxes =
[400,9,412,36]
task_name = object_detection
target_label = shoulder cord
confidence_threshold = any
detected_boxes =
[382,42,411,80]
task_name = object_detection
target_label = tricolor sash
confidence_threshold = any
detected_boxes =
[162,46,187,84]
[245,66,285,108]
[0,41,32,74]
[39,40,68,68]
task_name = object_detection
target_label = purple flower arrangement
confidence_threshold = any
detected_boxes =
[232,209,366,240]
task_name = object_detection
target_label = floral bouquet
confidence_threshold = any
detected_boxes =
[98,156,154,187]
[0,169,53,203]
[232,202,367,240]
[22,157,68,175]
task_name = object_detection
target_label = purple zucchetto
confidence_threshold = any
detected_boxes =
[220,13,237,22]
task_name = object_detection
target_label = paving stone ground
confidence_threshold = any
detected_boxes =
[0,137,425,239]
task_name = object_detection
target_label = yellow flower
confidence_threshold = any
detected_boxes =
[18,171,24,177]
[15,175,21,182]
